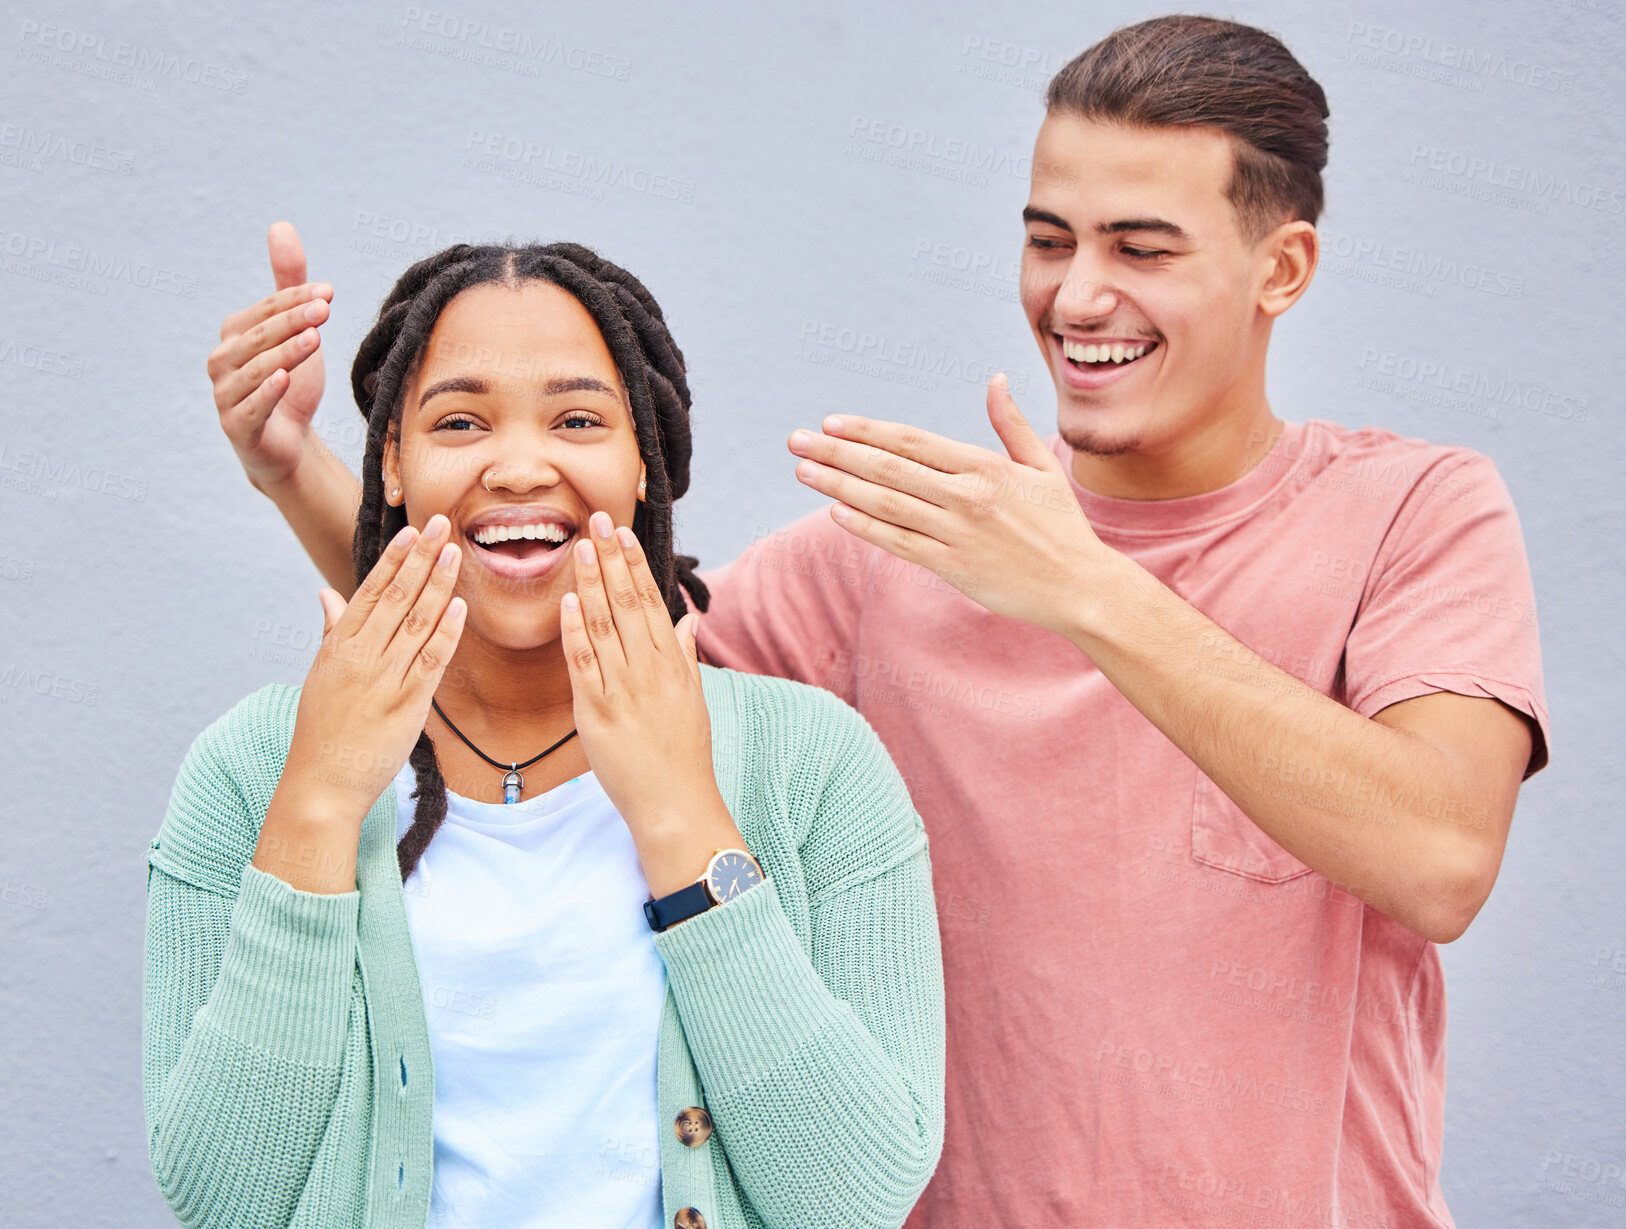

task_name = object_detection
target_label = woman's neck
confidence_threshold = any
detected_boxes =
[433,637,576,737]
[423,635,590,802]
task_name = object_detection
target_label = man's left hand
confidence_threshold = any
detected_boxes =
[787,373,1107,634]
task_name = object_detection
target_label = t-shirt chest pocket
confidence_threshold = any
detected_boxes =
[1190,769,1313,883]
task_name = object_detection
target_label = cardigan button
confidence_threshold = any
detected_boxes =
[674,1107,713,1148]
[675,1209,707,1229]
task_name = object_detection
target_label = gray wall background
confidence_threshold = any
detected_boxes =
[1,1,1620,1224]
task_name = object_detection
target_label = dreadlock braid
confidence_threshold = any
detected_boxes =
[347,242,711,881]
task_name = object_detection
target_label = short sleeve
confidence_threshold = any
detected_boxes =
[694,507,867,700]
[1342,451,1549,777]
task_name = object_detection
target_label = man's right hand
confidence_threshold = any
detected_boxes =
[207,221,332,492]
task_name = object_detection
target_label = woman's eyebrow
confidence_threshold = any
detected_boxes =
[541,375,619,399]
[418,373,620,409]
[419,375,487,408]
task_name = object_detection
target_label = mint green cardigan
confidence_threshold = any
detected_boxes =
[143,664,944,1228]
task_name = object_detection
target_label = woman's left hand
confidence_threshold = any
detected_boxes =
[561,511,747,897]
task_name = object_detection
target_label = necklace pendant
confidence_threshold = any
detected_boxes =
[502,767,523,805]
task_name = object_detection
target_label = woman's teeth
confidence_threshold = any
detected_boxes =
[472,523,570,546]
[1062,339,1152,365]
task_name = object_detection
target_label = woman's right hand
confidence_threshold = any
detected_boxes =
[255,516,466,891]
[206,222,331,492]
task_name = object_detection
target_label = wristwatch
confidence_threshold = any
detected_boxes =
[644,848,765,932]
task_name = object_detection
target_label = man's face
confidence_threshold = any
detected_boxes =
[1021,114,1278,459]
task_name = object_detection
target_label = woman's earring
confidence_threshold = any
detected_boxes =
[637,474,647,500]
[390,487,401,504]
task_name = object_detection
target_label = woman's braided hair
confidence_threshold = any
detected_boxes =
[349,242,710,881]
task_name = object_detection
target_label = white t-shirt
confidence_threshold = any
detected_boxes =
[394,761,666,1229]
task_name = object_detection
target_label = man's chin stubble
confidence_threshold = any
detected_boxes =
[1060,427,1143,458]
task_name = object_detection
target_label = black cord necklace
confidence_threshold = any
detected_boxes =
[430,699,578,805]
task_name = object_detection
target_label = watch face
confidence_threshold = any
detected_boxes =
[705,850,763,903]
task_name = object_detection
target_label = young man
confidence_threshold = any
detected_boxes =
[210,17,1545,1227]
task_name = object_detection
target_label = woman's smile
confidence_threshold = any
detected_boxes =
[462,502,580,582]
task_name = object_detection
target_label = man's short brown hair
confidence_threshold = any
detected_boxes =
[1046,16,1330,242]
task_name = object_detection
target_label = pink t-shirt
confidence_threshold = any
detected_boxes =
[694,419,1549,1228]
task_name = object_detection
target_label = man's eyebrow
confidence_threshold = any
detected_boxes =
[1022,206,1072,231]
[1022,209,1190,242]
[418,373,620,408]
[1097,218,1190,240]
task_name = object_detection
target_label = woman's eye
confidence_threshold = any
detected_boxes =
[432,414,481,432]
[561,413,606,430]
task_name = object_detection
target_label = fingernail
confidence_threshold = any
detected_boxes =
[391,525,416,548]
[789,430,811,451]
[796,460,817,480]
[423,514,449,542]
[616,526,636,549]
[576,539,596,564]
[436,543,456,567]
[590,511,613,539]
[304,301,324,323]
[993,372,1008,389]
[824,416,844,434]
[562,592,580,612]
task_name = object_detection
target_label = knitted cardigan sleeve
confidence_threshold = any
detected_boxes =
[653,675,946,1228]
[143,688,364,1228]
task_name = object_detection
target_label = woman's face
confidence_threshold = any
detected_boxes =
[385,280,645,652]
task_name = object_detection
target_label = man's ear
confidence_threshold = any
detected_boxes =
[1258,220,1318,319]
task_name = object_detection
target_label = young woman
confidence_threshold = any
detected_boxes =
[145,242,944,1229]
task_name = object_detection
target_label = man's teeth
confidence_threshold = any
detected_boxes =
[1061,339,1151,364]
[472,523,571,546]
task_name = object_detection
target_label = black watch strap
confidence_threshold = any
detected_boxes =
[644,879,714,932]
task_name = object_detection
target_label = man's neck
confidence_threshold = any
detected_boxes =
[1068,403,1285,502]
